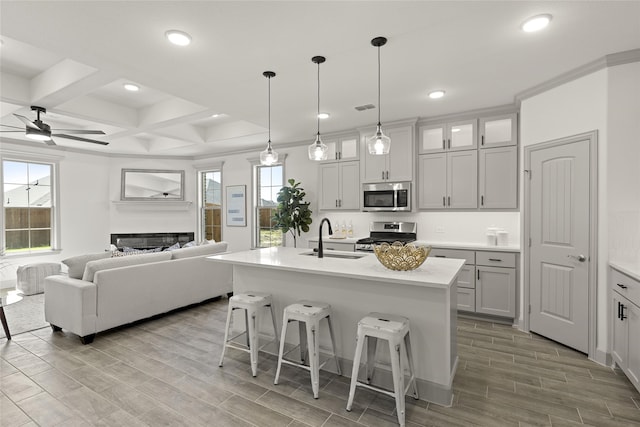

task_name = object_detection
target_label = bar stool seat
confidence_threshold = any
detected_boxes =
[346,312,418,427]
[274,300,341,398]
[219,291,279,377]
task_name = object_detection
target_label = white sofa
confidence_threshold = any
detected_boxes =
[44,242,232,343]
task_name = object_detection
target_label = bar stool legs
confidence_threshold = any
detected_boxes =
[346,313,418,427]
[274,300,341,399]
[219,292,279,377]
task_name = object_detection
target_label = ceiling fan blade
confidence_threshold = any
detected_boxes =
[45,138,57,146]
[50,129,105,135]
[53,134,109,145]
[0,124,25,130]
[14,114,41,130]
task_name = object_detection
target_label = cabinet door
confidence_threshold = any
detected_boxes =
[419,124,446,154]
[480,113,517,148]
[387,125,414,182]
[448,119,477,151]
[458,265,475,289]
[362,144,387,183]
[418,154,447,209]
[476,266,516,317]
[627,302,640,387]
[457,288,476,312]
[319,163,340,210]
[339,161,360,210]
[340,137,359,161]
[447,150,478,208]
[323,140,339,162]
[479,146,517,209]
[612,294,628,368]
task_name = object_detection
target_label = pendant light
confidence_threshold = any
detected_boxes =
[308,55,328,161]
[260,71,278,165]
[366,36,391,156]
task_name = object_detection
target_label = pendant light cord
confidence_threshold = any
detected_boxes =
[268,75,272,145]
[317,61,321,137]
[377,44,381,126]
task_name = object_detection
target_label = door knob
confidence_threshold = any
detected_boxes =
[567,254,586,262]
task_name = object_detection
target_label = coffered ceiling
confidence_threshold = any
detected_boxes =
[1,1,639,158]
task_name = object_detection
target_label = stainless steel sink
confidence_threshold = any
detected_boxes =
[300,251,367,260]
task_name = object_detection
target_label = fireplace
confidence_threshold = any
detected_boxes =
[110,232,195,250]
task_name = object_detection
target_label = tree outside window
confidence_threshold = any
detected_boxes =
[201,170,222,242]
[256,164,283,248]
[3,160,53,253]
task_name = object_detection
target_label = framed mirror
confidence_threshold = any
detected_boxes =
[121,169,185,201]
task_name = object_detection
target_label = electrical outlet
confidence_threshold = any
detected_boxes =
[436,227,445,233]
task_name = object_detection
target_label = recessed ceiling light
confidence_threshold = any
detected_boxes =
[521,14,552,32]
[165,30,192,46]
[123,83,140,92]
[428,90,445,99]
[211,114,220,118]
[317,112,330,119]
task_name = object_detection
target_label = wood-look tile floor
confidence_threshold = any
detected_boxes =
[2,298,640,427]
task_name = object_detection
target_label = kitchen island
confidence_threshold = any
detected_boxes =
[208,247,464,406]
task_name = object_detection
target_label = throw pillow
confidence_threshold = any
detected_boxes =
[164,242,180,251]
[182,240,196,248]
[62,252,111,279]
[171,241,228,260]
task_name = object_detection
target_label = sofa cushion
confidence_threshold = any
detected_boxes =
[82,251,172,282]
[62,252,111,279]
[171,241,228,260]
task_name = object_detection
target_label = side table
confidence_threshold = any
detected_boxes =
[0,289,24,340]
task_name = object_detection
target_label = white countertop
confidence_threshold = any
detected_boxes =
[610,261,640,282]
[416,241,521,253]
[208,247,464,289]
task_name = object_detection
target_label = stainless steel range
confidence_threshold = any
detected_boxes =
[355,221,417,252]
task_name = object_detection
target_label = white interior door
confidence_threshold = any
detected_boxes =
[529,137,591,353]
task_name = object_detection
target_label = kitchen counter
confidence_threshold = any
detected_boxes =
[610,261,640,282]
[415,241,521,253]
[208,247,464,406]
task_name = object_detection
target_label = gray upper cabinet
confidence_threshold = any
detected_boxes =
[419,119,477,154]
[479,113,518,148]
[319,161,360,210]
[362,124,414,183]
[479,145,518,209]
[322,133,359,162]
[418,150,477,209]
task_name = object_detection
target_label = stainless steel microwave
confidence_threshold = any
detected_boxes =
[362,182,411,212]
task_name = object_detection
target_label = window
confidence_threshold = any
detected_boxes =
[2,160,56,254]
[199,169,222,242]
[255,163,283,248]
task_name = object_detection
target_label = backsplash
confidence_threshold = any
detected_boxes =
[609,210,640,269]
[310,211,520,246]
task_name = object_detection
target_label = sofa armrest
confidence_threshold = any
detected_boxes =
[44,275,97,337]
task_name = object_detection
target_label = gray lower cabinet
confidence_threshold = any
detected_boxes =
[431,248,517,318]
[307,240,355,252]
[611,266,640,393]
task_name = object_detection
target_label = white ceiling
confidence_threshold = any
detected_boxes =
[1,1,639,158]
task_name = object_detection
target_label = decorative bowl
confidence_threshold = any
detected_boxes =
[372,242,432,271]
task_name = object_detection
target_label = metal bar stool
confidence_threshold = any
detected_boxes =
[346,312,418,427]
[274,300,341,398]
[219,292,279,377]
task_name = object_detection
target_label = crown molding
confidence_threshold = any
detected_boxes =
[515,48,640,103]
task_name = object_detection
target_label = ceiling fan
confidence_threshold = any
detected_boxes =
[0,105,108,146]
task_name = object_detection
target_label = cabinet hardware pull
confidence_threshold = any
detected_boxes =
[618,301,621,319]
[448,138,451,149]
[386,171,389,180]
[617,283,628,289]
[489,258,502,262]
[477,269,480,280]
[481,195,484,206]
[335,200,338,208]
[481,135,484,146]
[621,303,627,320]
[339,199,342,207]
[442,139,445,150]
[435,255,446,258]
[442,196,446,206]
[448,196,450,206]
[338,152,342,160]
[382,171,384,180]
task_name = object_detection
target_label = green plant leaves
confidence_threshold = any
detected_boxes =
[272,179,313,247]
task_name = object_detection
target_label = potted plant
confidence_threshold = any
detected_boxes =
[273,178,313,248]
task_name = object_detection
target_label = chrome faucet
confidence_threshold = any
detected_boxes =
[317,218,333,258]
